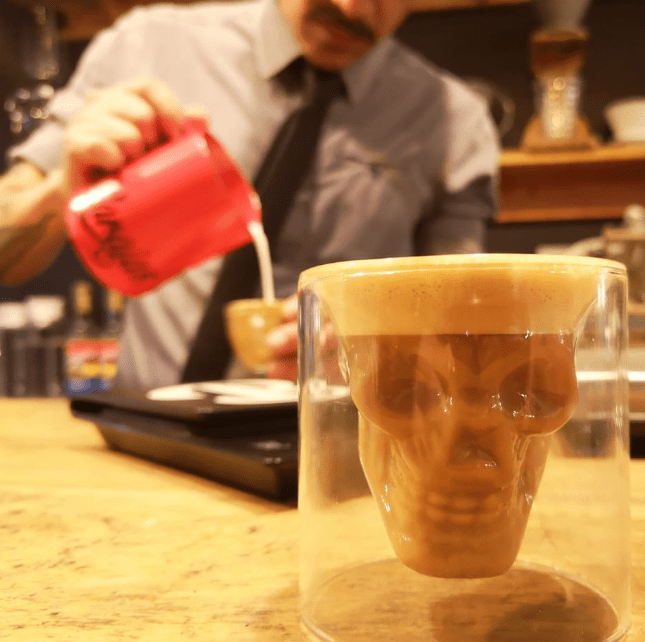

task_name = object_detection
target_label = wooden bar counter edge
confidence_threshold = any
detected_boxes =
[1,397,644,641]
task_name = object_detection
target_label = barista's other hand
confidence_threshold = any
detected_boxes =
[265,294,298,381]
[61,77,209,195]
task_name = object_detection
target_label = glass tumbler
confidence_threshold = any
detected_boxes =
[536,74,582,140]
[298,254,631,642]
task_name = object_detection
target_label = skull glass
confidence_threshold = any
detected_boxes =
[298,255,631,642]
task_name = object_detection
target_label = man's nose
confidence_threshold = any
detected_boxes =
[330,0,373,22]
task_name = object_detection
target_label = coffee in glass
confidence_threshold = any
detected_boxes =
[298,254,631,642]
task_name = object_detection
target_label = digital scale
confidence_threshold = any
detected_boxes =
[69,381,299,501]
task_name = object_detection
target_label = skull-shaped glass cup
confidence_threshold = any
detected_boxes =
[298,255,631,642]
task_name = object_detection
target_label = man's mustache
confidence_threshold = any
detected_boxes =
[308,5,376,43]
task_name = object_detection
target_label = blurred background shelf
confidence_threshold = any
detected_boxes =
[6,0,532,41]
[498,143,645,223]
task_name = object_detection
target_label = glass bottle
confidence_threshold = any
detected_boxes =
[99,289,124,390]
[64,281,101,395]
[0,302,29,397]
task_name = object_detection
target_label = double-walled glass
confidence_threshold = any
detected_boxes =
[298,254,631,642]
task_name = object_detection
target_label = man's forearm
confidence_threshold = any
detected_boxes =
[0,163,68,285]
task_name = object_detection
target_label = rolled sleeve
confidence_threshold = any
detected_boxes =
[443,77,500,194]
[7,120,66,172]
[424,174,497,254]
[418,77,500,255]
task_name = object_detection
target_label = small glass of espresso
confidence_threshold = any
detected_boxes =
[224,298,285,374]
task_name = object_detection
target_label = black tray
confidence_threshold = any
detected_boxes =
[69,388,298,501]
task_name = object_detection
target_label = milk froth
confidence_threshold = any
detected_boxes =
[302,254,621,337]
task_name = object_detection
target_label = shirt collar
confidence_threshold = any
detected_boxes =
[256,0,395,105]
[256,0,301,81]
[341,37,396,105]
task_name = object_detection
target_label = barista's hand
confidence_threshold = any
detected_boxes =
[265,294,299,381]
[61,77,209,196]
[265,294,341,383]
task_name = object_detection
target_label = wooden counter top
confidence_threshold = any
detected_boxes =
[1,398,645,641]
[0,399,299,640]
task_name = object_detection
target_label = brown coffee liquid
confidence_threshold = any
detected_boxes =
[343,332,578,578]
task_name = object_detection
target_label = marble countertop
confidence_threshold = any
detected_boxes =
[1,398,644,641]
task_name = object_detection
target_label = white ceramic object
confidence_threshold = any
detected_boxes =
[534,0,592,28]
[24,295,65,329]
[605,98,645,142]
[147,378,298,405]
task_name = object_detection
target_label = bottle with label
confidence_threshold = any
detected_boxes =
[99,289,124,390]
[64,280,102,395]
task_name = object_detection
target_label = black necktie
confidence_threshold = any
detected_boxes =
[181,60,345,383]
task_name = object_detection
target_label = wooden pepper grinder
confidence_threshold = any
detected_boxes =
[521,28,598,151]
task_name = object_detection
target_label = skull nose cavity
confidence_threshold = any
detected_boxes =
[459,387,498,410]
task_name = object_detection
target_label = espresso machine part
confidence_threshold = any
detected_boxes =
[603,205,645,305]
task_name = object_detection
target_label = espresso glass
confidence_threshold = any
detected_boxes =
[298,254,631,642]
[224,298,285,373]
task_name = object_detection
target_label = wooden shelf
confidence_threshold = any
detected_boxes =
[497,143,645,224]
[412,0,529,10]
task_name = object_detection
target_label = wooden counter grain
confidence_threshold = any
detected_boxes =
[1,398,645,641]
[0,398,299,641]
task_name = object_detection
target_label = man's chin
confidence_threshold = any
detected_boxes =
[303,45,368,70]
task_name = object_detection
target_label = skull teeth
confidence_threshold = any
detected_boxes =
[423,492,505,525]
[449,445,497,468]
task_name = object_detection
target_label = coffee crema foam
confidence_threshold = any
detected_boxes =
[301,254,622,337]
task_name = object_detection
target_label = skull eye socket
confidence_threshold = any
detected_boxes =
[499,359,577,424]
[346,338,448,438]
[367,346,446,417]
[374,371,445,417]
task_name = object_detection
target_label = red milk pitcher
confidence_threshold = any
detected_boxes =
[65,119,260,297]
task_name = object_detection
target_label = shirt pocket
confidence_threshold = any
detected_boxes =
[287,136,427,265]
